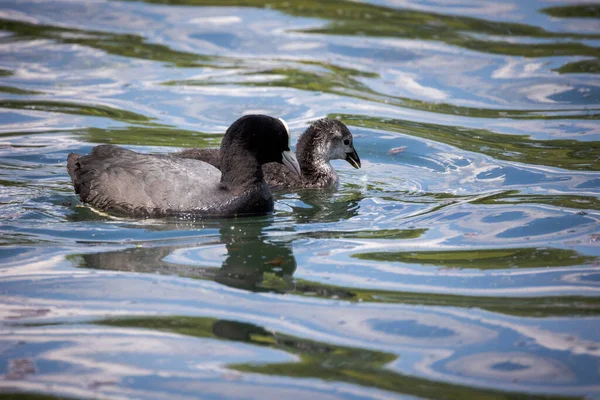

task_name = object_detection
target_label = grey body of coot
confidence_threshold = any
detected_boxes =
[176,118,361,190]
[66,115,301,217]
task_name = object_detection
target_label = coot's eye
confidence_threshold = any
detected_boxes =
[343,139,350,145]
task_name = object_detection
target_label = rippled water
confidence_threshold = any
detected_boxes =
[1,0,600,398]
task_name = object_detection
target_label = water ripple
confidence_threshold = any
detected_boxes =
[1,0,599,398]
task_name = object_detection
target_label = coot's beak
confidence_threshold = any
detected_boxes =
[282,150,301,176]
[345,148,361,169]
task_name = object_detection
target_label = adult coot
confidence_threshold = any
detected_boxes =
[66,115,301,217]
[176,118,360,189]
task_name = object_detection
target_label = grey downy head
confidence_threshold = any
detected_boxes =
[298,118,361,170]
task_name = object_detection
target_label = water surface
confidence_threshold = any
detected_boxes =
[1,0,600,399]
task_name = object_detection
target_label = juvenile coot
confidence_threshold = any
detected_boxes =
[176,118,360,189]
[66,115,301,217]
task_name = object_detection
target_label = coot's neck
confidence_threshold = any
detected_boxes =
[297,132,336,185]
[220,147,263,191]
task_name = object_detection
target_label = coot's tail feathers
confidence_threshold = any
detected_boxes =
[66,153,82,186]
[67,145,127,204]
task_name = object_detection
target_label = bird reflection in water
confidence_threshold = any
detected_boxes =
[73,186,363,293]
[73,216,296,293]
[214,217,296,291]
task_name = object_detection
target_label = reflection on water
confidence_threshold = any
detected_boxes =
[1,0,600,398]
[76,217,297,292]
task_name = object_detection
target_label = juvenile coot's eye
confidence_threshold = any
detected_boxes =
[343,139,350,145]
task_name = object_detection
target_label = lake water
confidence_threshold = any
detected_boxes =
[1,1,600,399]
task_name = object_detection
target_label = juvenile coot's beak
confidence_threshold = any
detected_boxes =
[282,150,301,176]
[345,149,361,169]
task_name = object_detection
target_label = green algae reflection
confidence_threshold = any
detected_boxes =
[0,394,72,400]
[79,125,222,148]
[0,126,219,149]
[167,67,600,121]
[0,99,153,124]
[0,86,42,95]
[3,17,598,122]
[471,190,600,211]
[336,114,600,171]
[541,4,600,19]
[352,247,597,270]
[72,244,600,318]
[297,228,427,240]
[292,280,600,318]
[124,0,600,73]
[97,316,576,400]
[123,0,600,43]
[556,59,600,74]
[0,18,220,68]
